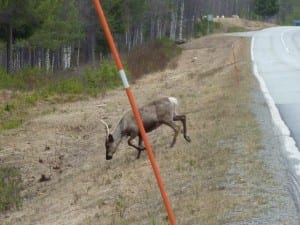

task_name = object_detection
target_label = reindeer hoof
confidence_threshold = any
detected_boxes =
[136,147,146,159]
[185,136,191,142]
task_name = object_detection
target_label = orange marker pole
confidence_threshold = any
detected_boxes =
[93,1,177,225]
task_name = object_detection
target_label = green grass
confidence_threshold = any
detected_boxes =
[0,61,121,96]
[1,119,23,130]
[0,167,22,212]
[0,61,122,131]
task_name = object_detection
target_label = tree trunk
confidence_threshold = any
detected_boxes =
[6,23,13,73]
[76,41,80,67]
[179,0,185,41]
[150,18,155,40]
[28,47,31,68]
[51,52,54,72]
[170,10,177,40]
[140,24,143,44]
[62,45,71,70]
[45,49,50,73]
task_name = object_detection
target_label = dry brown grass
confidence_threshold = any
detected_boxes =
[215,17,275,32]
[126,39,182,80]
[0,35,276,225]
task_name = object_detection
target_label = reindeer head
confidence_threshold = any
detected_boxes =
[101,119,117,160]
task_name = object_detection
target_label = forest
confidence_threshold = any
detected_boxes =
[0,0,300,74]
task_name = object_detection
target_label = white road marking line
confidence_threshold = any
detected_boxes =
[251,35,300,175]
[281,30,290,54]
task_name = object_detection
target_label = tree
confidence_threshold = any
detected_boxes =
[121,0,148,48]
[29,0,83,71]
[77,0,124,64]
[0,0,38,73]
[254,0,279,18]
[286,5,300,24]
[4,0,300,73]
[30,0,82,50]
[0,0,83,72]
[277,0,300,24]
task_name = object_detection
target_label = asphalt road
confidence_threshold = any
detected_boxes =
[253,27,300,141]
[251,26,300,213]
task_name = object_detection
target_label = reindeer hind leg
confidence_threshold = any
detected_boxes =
[173,114,191,142]
[163,121,180,147]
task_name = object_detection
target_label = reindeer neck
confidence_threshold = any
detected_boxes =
[111,122,123,145]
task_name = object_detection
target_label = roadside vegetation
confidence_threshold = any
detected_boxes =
[66,36,276,225]
[0,167,22,211]
[195,18,222,37]
[126,38,182,79]
[0,20,274,222]
[0,39,180,133]
[0,62,120,133]
[0,38,181,212]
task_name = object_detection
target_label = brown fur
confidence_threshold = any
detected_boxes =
[102,97,191,160]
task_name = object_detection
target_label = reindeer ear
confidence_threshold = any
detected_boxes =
[108,134,114,142]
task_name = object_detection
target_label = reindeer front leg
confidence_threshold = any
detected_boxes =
[128,135,145,159]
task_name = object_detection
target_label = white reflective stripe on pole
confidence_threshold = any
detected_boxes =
[119,69,130,88]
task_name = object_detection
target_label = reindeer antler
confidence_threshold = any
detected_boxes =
[100,119,110,137]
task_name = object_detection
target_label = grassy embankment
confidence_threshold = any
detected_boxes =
[0,28,275,224]
[78,36,275,225]
[0,39,181,213]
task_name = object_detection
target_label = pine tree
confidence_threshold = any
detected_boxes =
[0,0,38,73]
[254,0,279,18]
[30,0,83,50]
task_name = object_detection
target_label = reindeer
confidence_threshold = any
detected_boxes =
[101,97,191,160]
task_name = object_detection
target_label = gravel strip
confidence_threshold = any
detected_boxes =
[225,83,300,225]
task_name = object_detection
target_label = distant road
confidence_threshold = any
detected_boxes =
[252,27,300,146]
[252,26,300,210]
